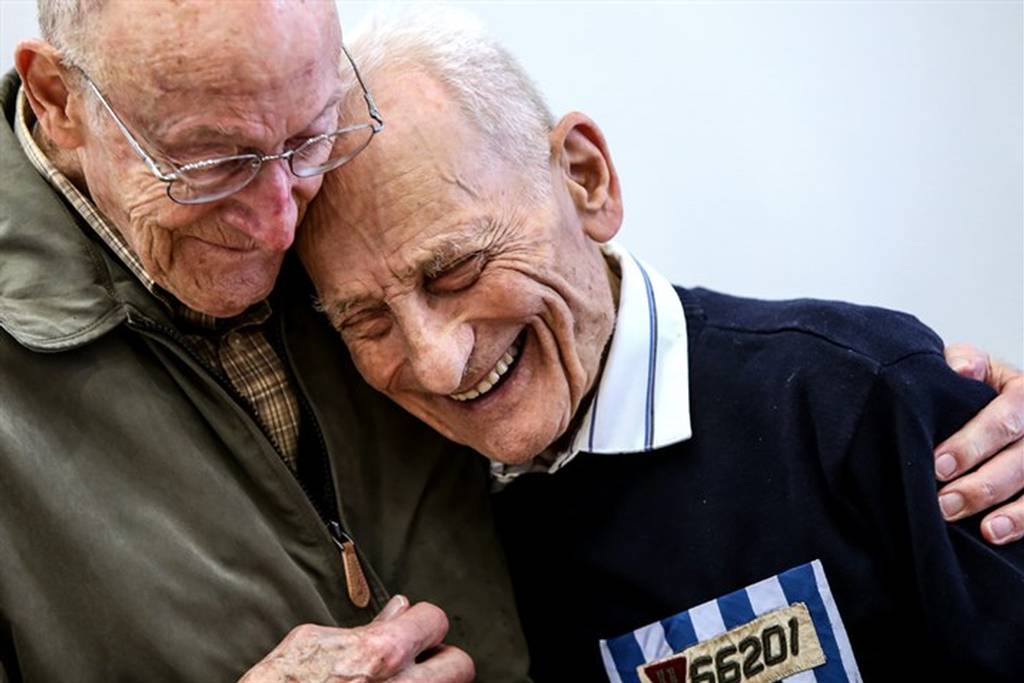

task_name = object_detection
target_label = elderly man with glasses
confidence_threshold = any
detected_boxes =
[1,2,1022,683]
[0,1,522,681]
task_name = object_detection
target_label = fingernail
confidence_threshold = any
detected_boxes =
[935,453,958,479]
[987,516,1015,542]
[377,595,409,621]
[939,492,965,519]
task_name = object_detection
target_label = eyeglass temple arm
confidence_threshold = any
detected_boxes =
[341,43,384,129]
[82,78,179,183]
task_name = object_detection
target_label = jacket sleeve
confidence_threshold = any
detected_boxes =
[842,350,1024,677]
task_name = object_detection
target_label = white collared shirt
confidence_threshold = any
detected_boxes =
[492,241,692,485]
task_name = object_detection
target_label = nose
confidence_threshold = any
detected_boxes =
[222,160,299,252]
[393,297,472,396]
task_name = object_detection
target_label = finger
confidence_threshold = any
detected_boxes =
[981,495,1024,545]
[366,601,450,667]
[987,358,1024,393]
[388,645,475,683]
[938,441,1024,521]
[374,595,411,622]
[944,343,989,382]
[934,385,1024,481]
[320,604,451,680]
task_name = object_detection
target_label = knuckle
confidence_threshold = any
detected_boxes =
[974,479,1000,506]
[362,631,404,674]
[999,410,1024,441]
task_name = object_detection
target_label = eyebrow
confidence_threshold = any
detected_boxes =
[317,292,382,327]
[322,222,499,323]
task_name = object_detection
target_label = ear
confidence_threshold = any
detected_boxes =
[549,111,623,243]
[15,40,88,149]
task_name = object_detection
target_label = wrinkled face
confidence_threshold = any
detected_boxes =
[76,0,343,316]
[299,71,618,463]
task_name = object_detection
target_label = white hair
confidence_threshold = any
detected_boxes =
[344,3,556,195]
[37,0,106,72]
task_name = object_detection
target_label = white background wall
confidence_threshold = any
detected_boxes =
[3,0,1021,365]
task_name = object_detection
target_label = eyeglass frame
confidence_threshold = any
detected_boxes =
[76,44,384,205]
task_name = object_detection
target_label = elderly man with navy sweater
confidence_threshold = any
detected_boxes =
[299,12,1024,683]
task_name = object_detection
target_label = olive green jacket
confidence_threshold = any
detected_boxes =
[0,71,530,682]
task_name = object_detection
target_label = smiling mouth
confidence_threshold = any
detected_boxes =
[449,333,524,402]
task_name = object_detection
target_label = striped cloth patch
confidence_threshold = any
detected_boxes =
[599,560,861,683]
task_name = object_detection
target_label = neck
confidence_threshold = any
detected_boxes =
[544,251,622,458]
[604,250,623,311]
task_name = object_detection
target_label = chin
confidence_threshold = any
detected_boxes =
[178,283,272,318]
[175,269,280,317]
[475,429,555,466]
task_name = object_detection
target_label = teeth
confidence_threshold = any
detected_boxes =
[450,338,522,402]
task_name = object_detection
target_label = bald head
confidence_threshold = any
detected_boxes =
[88,1,339,107]
[40,1,340,84]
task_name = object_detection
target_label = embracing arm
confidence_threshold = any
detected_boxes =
[939,344,1024,543]
[847,352,1024,677]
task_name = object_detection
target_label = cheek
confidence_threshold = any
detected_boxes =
[347,338,402,392]
[469,270,547,319]
[122,192,207,253]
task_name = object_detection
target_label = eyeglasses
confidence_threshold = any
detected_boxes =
[78,45,383,205]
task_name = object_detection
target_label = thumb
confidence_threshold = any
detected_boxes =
[374,594,410,622]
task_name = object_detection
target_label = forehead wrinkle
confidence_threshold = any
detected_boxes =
[364,165,487,270]
[143,85,344,153]
[406,221,496,277]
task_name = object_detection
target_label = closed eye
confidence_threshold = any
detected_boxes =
[340,307,392,341]
[427,252,487,294]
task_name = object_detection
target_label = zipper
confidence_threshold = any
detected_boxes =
[329,521,371,609]
[266,319,337,524]
[127,311,373,609]
[273,311,388,610]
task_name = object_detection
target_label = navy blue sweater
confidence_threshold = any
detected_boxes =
[494,287,1024,682]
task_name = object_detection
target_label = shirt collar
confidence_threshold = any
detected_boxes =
[491,241,692,484]
[14,88,159,294]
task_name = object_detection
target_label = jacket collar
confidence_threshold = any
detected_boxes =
[0,71,164,351]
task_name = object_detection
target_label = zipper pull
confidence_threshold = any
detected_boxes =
[329,522,371,609]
